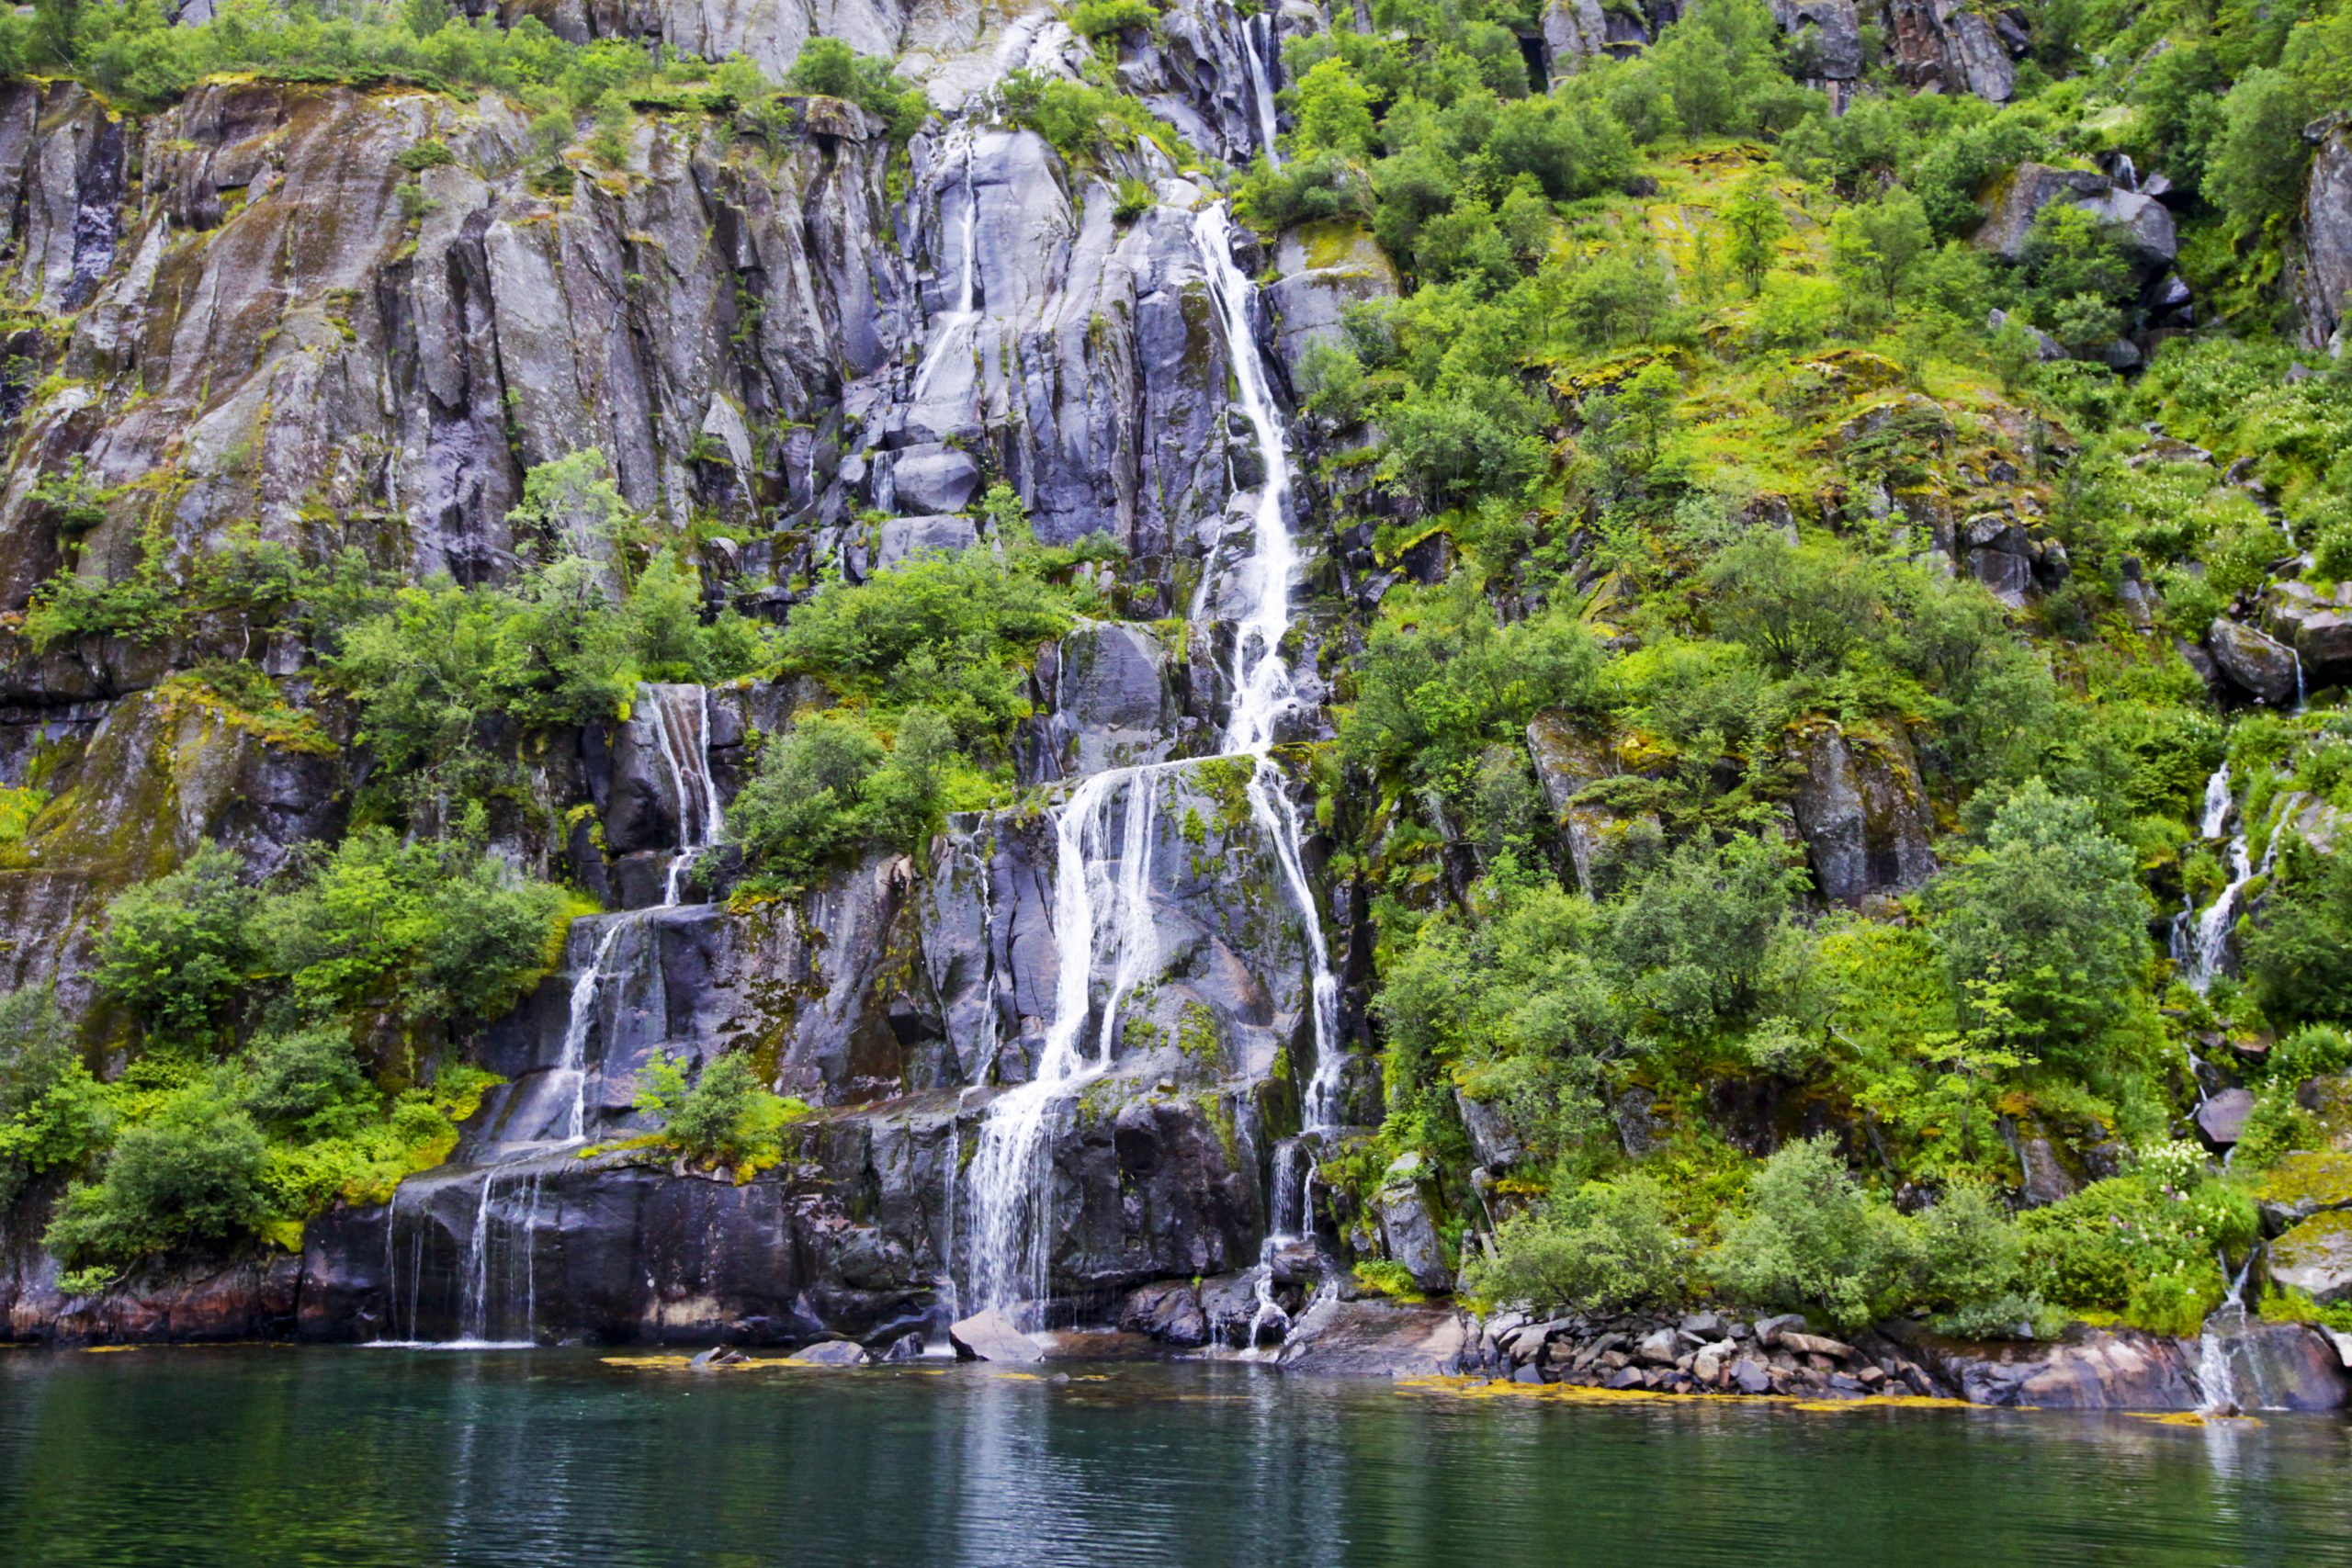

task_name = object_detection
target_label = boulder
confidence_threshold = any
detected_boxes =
[2295,609,2352,692]
[887,445,981,515]
[1374,1154,1453,1294]
[1918,1326,2204,1410]
[1274,1297,1470,1376]
[1731,1357,1775,1394]
[2195,1088,2257,1150]
[2254,1151,2352,1234]
[2290,118,2352,353]
[1118,1280,1210,1348]
[874,514,978,569]
[1974,164,2176,276]
[786,1339,871,1366]
[949,1310,1046,1364]
[1635,1328,1681,1366]
[2271,1212,2352,1305]
[1754,1313,1809,1348]
[1779,1332,1855,1360]
[1884,0,2018,101]
[877,1333,926,1362]
[1266,223,1402,384]
[1785,721,1936,905]
[2207,618,2301,705]
[1771,0,1863,79]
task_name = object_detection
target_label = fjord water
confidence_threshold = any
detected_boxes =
[5,1351,2350,1567]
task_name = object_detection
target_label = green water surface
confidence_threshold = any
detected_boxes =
[2,1347,2347,1566]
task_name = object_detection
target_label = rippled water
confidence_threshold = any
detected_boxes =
[3,1348,2349,1566]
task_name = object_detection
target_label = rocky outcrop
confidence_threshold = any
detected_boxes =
[2266,581,2352,691]
[1275,1296,1469,1376]
[1883,0,2021,103]
[1916,1325,2202,1409]
[2272,1212,2352,1305]
[1266,222,1400,384]
[1973,163,2176,276]
[1784,720,1936,906]
[2290,116,2352,354]
[2206,617,2301,706]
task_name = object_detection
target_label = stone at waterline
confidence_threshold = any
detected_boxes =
[878,1333,926,1363]
[1754,1313,1809,1348]
[950,1309,1046,1364]
[1731,1358,1774,1394]
[1118,1280,1209,1348]
[786,1339,871,1367]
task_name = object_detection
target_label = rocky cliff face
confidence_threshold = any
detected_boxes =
[0,0,1379,1346]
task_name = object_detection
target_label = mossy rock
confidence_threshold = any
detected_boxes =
[2270,1209,2352,1306]
[2254,1151,2352,1233]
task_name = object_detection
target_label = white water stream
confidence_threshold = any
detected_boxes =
[2171,761,2282,995]
[1242,9,1282,165]
[377,682,725,1347]
[960,205,1343,1322]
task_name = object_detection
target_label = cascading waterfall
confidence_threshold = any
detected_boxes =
[550,682,725,1144]
[966,766,1167,1318]
[912,134,980,400]
[2173,762,2284,995]
[379,683,723,1347]
[1193,202,1346,1188]
[960,205,1345,1320]
[1241,8,1282,164]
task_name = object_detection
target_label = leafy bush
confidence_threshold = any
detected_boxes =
[95,844,259,1043]
[728,708,954,885]
[0,987,108,1207]
[1710,1136,1916,1331]
[45,1086,269,1275]
[1065,0,1157,40]
[256,827,565,1025]
[1463,1174,1679,1312]
[631,1050,806,1169]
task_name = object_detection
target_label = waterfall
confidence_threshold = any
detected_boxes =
[550,682,724,1144]
[913,135,980,400]
[2176,761,2288,995]
[1193,204,1345,1144]
[966,765,1168,1318]
[1242,8,1282,165]
[959,204,1345,1320]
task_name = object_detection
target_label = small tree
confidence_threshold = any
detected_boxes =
[1723,171,1789,295]
[95,844,258,1043]
[632,1051,805,1168]
[1464,1175,1679,1312]
[1711,1135,1916,1330]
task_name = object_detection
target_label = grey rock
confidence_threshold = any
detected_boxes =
[1119,1280,1210,1348]
[787,1338,871,1366]
[2290,120,2352,353]
[874,514,978,569]
[950,1309,1046,1363]
[887,445,981,514]
[2196,1089,2257,1148]
[1731,1357,1775,1394]
[1755,1313,1809,1348]
[1785,721,1937,906]
[1974,164,2176,275]
[2207,618,2301,705]
[1275,1298,1469,1377]
[1884,0,2018,101]
[2272,1214,2352,1306]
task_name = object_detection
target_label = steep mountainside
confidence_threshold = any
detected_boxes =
[0,0,2348,1408]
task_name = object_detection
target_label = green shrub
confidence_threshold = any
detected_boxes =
[0,987,109,1207]
[631,1050,806,1168]
[45,1086,269,1274]
[1463,1174,1679,1312]
[1710,1136,1916,1331]
[236,1023,371,1139]
[1065,0,1157,40]
[95,844,259,1043]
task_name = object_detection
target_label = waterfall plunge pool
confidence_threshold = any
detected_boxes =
[4,1348,2350,1565]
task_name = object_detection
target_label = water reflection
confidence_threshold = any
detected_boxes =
[2,1349,2348,1566]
